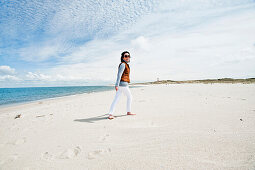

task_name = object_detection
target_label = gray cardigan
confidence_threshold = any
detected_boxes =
[115,62,129,87]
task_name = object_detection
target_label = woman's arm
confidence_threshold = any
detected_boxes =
[115,63,125,87]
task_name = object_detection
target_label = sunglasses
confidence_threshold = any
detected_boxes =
[124,55,130,58]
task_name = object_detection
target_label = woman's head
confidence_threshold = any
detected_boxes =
[121,51,131,63]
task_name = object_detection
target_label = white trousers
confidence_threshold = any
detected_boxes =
[108,86,132,115]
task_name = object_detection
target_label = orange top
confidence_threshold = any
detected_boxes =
[118,61,130,83]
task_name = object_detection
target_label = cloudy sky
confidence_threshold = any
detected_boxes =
[0,0,255,87]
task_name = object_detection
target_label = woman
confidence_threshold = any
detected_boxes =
[108,51,136,119]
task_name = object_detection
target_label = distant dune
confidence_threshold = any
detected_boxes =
[132,78,255,85]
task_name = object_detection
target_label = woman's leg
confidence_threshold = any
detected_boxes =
[122,86,132,113]
[108,87,123,115]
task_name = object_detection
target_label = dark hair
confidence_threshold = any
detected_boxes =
[121,51,130,61]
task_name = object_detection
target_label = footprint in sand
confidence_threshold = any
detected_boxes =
[6,137,26,145]
[0,154,19,165]
[36,115,46,118]
[14,137,26,145]
[9,124,18,131]
[57,146,81,159]
[138,100,146,102]
[35,114,54,122]
[41,151,54,161]
[41,146,81,160]
[88,148,111,160]
[150,121,155,126]
[99,133,110,142]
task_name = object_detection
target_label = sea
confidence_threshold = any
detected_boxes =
[0,86,137,107]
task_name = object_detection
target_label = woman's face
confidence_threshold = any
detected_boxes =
[123,53,130,62]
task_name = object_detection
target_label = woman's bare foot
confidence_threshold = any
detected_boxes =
[108,114,114,119]
[127,112,136,115]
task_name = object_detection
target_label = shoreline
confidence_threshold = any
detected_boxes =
[0,83,253,111]
[0,85,144,113]
[0,85,144,110]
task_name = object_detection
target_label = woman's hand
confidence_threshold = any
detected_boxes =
[115,86,118,91]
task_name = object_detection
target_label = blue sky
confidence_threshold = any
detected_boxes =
[0,0,255,87]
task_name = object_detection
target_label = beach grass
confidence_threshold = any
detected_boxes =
[132,78,255,85]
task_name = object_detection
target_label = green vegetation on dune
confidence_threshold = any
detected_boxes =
[132,78,255,85]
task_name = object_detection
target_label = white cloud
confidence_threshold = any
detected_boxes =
[46,0,157,39]
[0,75,20,81]
[19,40,63,62]
[4,0,158,63]
[1,0,255,87]
[25,69,95,83]
[20,5,255,85]
[0,65,15,75]
[0,66,21,83]
[131,36,150,51]
[26,72,51,81]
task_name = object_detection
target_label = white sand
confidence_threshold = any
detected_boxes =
[0,84,255,170]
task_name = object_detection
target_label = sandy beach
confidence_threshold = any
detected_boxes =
[0,84,255,170]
